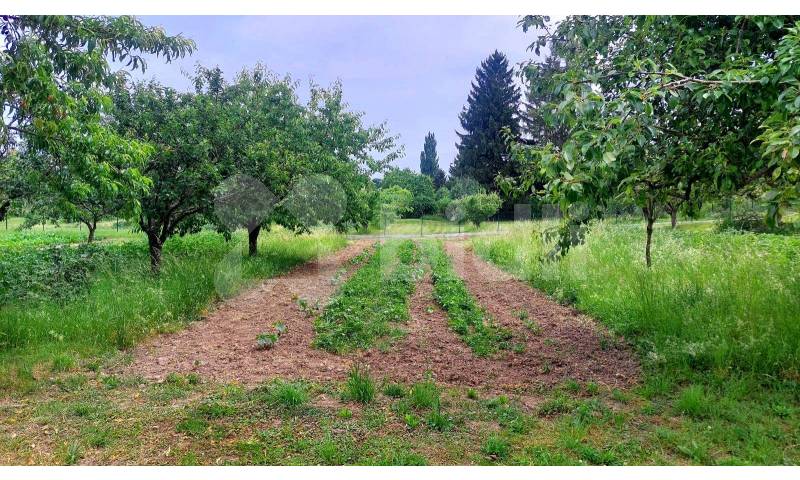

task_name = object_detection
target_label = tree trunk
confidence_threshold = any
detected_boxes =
[0,200,10,222]
[147,232,163,274]
[643,209,656,268]
[248,223,261,257]
[85,220,97,243]
[670,209,678,229]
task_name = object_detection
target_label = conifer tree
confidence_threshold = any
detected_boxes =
[450,50,520,189]
[419,132,446,188]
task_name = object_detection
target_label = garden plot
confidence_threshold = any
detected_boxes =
[127,238,637,391]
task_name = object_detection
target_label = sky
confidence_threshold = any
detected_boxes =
[130,16,538,173]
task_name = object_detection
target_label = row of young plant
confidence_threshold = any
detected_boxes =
[421,240,512,356]
[313,240,423,353]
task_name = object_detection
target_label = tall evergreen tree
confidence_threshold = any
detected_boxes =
[450,50,520,189]
[419,132,446,188]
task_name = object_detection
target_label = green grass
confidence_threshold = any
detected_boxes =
[422,240,511,356]
[363,216,511,235]
[0,228,346,389]
[471,220,800,377]
[313,240,422,353]
[344,364,376,404]
[470,219,800,465]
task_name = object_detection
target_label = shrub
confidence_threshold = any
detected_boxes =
[461,192,502,227]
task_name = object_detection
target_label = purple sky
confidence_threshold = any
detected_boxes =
[130,16,539,173]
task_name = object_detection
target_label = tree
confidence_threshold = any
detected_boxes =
[450,51,521,189]
[381,168,436,217]
[511,15,800,266]
[0,16,194,226]
[419,132,446,188]
[216,68,401,256]
[112,77,231,273]
[375,185,413,232]
[460,192,501,227]
[447,176,482,199]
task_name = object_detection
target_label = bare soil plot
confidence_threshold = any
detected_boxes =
[127,239,638,391]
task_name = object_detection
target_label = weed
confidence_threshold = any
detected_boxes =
[482,435,510,460]
[314,241,421,352]
[675,385,714,418]
[382,382,406,398]
[466,388,478,400]
[403,413,421,429]
[423,241,510,355]
[256,332,279,350]
[176,417,208,436]
[425,407,453,432]
[61,441,83,465]
[337,408,353,419]
[51,353,75,373]
[265,380,309,409]
[345,364,375,404]
[409,378,439,410]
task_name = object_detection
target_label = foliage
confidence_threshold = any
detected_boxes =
[458,192,502,227]
[262,380,309,409]
[419,132,446,188]
[313,240,421,353]
[0,229,345,361]
[374,185,413,230]
[447,176,482,199]
[381,168,436,217]
[450,50,521,189]
[510,16,800,265]
[112,75,231,272]
[0,15,194,226]
[423,240,511,356]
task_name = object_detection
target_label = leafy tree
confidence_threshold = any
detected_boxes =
[419,132,446,188]
[434,186,452,216]
[382,168,436,217]
[459,192,501,227]
[112,77,231,272]
[450,51,521,189]
[375,185,413,232]
[512,15,800,266]
[0,16,194,225]
[447,176,482,199]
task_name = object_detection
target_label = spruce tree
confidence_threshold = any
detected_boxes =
[450,50,520,189]
[419,132,446,188]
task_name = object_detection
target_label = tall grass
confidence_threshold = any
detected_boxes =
[472,221,800,379]
[0,229,346,378]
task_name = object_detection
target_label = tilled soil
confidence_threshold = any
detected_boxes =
[127,239,638,391]
[442,241,639,388]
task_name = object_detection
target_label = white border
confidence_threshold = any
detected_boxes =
[4,0,800,15]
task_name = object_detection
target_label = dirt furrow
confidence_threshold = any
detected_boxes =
[126,240,373,384]
[443,240,639,388]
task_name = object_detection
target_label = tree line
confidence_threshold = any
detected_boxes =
[1,16,400,272]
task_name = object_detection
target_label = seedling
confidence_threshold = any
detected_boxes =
[256,333,279,350]
[274,322,288,336]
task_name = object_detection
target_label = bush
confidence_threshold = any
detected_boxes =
[461,192,502,227]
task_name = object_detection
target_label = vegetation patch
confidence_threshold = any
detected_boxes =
[313,240,422,353]
[422,240,511,356]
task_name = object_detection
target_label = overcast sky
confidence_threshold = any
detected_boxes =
[130,16,538,173]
